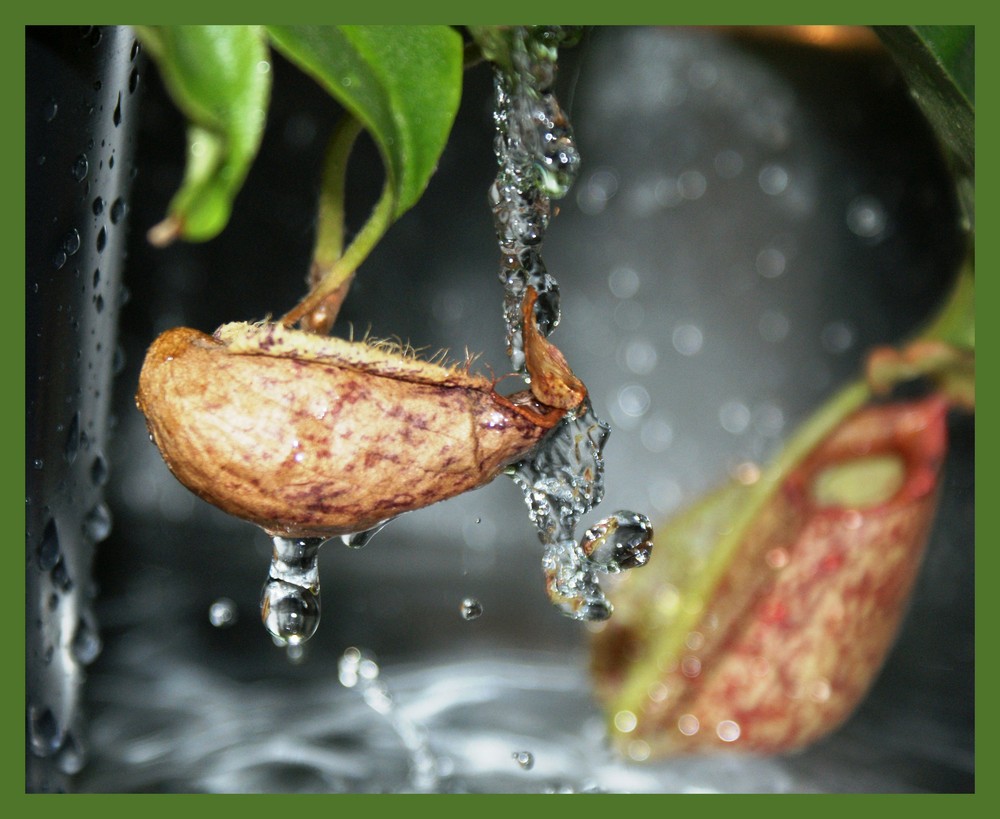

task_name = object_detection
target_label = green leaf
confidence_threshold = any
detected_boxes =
[137,26,271,243]
[874,26,974,177]
[266,25,464,221]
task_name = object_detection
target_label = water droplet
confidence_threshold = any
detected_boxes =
[755,247,786,278]
[62,229,81,256]
[640,416,674,453]
[821,320,854,354]
[95,294,104,313]
[110,197,127,224]
[580,510,653,573]
[622,338,657,375]
[43,97,58,122]
[28,705,63,757]
[72,618,102,665]
[71,154,89,181]
[52,250,67,270]
[340,518,393,549]
[83,503,113,542]
[51,557,73,592]
[460,597,483,620]
[112,92,122,127]
[130,38,140,61]
[37,519,60,571]
[613,710,638,733]
[33,458,44,470]
[512,751,535,770]
[758,309,790,343]
[89,453,108,487]
[677,713,700,736]
[608,265,641,299]
[714,148,744,178]
[257,59,271,74]
[678,169,707,200]
[209,597,238,628]
[64,412,81,464]
[55,732,86,775]
[716,719,741,742]
[92,197,105,216]
[671,323,703,355]
[576,168,619,215]
[128,67,139,94]
[846,194,887,239]
[758,164,789,195]
[719,400,751,434]
[112,344,126,375]
[96,226,107,253]
[260,536,324,645]
[616,384,651,419]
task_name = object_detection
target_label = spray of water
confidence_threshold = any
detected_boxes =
[488,26,653,621]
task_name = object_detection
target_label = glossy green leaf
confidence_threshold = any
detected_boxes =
[874,26,974,177]
[137,26,271,243]
[266,25,464,221]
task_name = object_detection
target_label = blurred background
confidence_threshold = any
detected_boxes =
[46,26,972,792]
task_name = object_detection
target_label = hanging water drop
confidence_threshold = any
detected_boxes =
[112,91,122,127]
[260,536,324,645]
[340,517,393,549]
[42,97,58,122]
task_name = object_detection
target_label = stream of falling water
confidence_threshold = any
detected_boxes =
[488,25,653,620]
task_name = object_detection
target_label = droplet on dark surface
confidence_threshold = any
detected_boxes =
[83,503,113,543]
[71,154,89,182]
[42,97,58,122]
[64,412,81,464]
[51,557,73,592]
[92,197,105,216]
[62,228,81,256]
[96,226,107,253]
[72,618,102,665]
[110,198,127,224]
[112,92,122,127]
[460,597,484,620]
[37,519,60,571]
[28,706,63,758]
[90,453,109,486]
[128,68,139,94]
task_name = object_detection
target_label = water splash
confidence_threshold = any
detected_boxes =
[489,26,652,621]
[338,647,440,791]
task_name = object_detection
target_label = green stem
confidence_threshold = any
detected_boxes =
[281,115,395,330]
[309,115,364,282]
